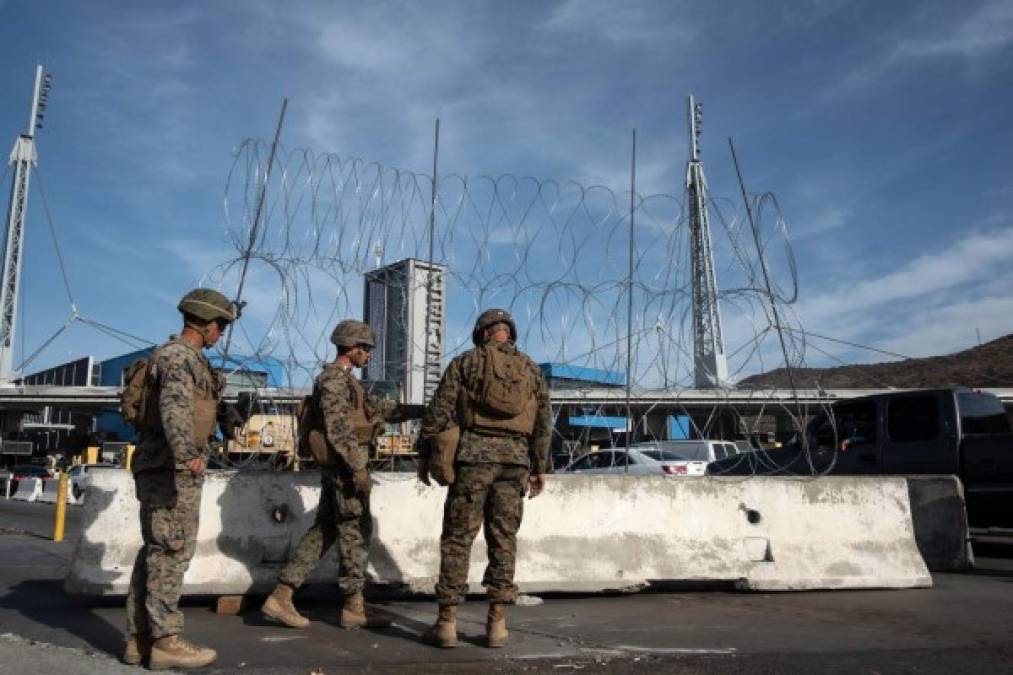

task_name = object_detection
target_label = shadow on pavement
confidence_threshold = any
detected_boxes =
[4,484,125,656]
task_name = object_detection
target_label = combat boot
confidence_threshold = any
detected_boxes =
[486,602,509,648]
[122,632,151,665]
[261,583,310,628]
[422,604,458,648]
[148,635,217,670]
[339,591,392,629]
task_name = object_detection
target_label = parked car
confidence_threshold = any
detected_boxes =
[641,439,742,463]
[8,464,52,492]
[67,463,117,501]
[562,444,719,477]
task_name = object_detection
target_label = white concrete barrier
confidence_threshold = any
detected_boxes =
[36,477,76,505]
[65,471,931,596]
[12,477,41,502]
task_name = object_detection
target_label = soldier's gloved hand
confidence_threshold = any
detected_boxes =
[351,469,371,495]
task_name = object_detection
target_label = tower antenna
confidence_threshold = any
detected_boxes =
[685,94,729,388]
[0,65,53,383]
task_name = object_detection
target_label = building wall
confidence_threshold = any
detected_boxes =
[363,258,446,404]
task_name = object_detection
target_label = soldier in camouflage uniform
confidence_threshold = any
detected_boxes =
[261,320,424,630]
[419,309,552,649]
[124,288,237,670]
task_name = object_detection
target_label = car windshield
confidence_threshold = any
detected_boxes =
[640,449,690,462]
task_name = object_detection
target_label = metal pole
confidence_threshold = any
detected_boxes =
[53,472,69,542]
[727,138,804,440]
[625,130,636,470]
[423,118,440,403]
[225,97,288,355]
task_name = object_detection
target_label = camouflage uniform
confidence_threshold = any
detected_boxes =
[422,341,552,605]
[279,364,397,594]
[126,337,223,639]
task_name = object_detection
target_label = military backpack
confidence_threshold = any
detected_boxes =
[297,393,334,466]
[456,345,538,436]
[120,356,160,433]
[475,345,532,417]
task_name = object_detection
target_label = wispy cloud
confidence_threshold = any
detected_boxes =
[832,1,1013,94]
[875,288,1013,357]
[894,0,1013,59]
[797,223,1013,357]
[64,7,207,184]
[538,0,695,46]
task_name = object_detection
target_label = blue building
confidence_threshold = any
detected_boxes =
[538,363,625,390]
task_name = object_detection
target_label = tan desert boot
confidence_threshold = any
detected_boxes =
[148,635,217,670]
[122,633,150,665]
[486,602,509,648]
[261,583,310,628]
[339,591,392,629]
[421,604,458,648]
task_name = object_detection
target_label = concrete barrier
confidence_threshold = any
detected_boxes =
[65,471,932,596]
[12,477,42,502]
[36,477,76,505]
[906,476,973,572]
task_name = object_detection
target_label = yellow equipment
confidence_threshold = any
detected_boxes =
[228,413,297,456]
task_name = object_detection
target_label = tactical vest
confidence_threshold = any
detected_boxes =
[143,342,220,444]
[192,389,218,445]
[300,368,376,466]
[131,340,221,474]
[344,372,376,444]
[458,345,538,436]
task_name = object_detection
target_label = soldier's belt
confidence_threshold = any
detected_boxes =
[466,428,528,440]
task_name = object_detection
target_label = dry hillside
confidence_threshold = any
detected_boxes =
[740,334,1013,389]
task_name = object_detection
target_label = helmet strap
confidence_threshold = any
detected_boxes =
[184,320,214,348]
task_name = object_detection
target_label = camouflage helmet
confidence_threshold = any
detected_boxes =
[472,308,517,346]
[177,288,237,323]
[331,320,375,348]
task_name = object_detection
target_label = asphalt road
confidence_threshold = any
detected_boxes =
[1,499,1012,674]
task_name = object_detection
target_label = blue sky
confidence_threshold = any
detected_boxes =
[0,0,1011,385]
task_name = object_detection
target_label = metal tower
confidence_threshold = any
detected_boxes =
[0,65,53,383]
[685,94,729,388]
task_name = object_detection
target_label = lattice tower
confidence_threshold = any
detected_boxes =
[685,94,729,388]
[0,65,52,383]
